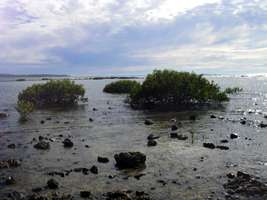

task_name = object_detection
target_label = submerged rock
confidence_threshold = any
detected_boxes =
[34,141,50,150]
[47,179,59,189]
[147,139,157,147]
[203,143,216,149]
[144,119,154,125]
[7,143,16,149]
[114,152,146,169]
[230,133,238,139]
[0,112,8,118]
[63,138,74,148]
[98,156,109,163]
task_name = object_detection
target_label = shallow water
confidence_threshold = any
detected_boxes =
[0,77,267,199]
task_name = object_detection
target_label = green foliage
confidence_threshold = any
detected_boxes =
[129,70,229,109]
[18,80,85,108]
[224,87,243,94]
[16,100,34,121]
[103,80,141,94]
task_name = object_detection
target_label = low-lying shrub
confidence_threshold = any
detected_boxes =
[103,80,140,94]
[129,70,229,109]
[18,79,85,108]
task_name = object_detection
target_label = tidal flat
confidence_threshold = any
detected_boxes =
[1,76,267,200]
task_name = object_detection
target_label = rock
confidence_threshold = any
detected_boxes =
[5,176,16,185]
[203,143,216,149]
[171,125,178,131]
[34,141,50,150]
[220,139,229,143]
[227,173,235,179]
[92,108,98,111]
[134,173,146,180]
[63,138,73,148]
[40,120,45,124]
[46,117,52,120]
[147,139,157,147]
[0,159,21,169]
[147,134,160,140]
[8,191,25,200]
[7,144,16,149]
[259,122,267,128]
[90,165,98,174]
[144,119,154,125]
[218,116,224,120]
[32,187,43,193]
[240,119,246,125]
[39,136,44,141]
[216,145,229,150]
[0,112,8,118]
[210,114,216,119]
[80,191,91,198]
[47,179,59,189]
[114,152,146,169]
[89,118,94,122]
[170,133,178,138]
[189,115,196,121]
[98,156,109,163]
[230,133,238,139]
[105,191,131,200]
[177,134,188,140]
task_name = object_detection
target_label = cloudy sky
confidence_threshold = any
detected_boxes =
[0,0,267,75]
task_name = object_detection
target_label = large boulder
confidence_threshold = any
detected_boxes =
[114,152,146,169]
[34,141,50,150]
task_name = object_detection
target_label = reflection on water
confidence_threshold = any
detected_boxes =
[0,77,267,199]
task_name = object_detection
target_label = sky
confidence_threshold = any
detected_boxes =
[0,0,267,75]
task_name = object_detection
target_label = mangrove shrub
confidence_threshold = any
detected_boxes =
[103,80,140,94]
[18,80,85,108]
[129,70,229,109]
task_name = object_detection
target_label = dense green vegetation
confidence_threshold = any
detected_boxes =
[129,70,229,109]
[224,87,243,94]
[16,100,35,121]
[18,80,85,108]
[103,80,141,94]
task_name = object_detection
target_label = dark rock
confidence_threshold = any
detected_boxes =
[0,112,8,118]
[189,115,196,121]
[8,191,25,200]
[89,118,94,122]
[147,139,157,147]
[47,171,65,177]
[40,120,45,124]
[34,141,50,150]
[216,145,229,150]
[114,152,146,169]
[38,136,44,141]
[259,122,267,128]
[5,176,16,185]
[7,144,16,149]
[203,143,216,149]
[80,191,91,198]
[170,133,178,138]
[240,119,246,125]
[63,138,73,148]
[74,167,89,175]
[230,133,238,139]
[134,173,146,180]
[210,114,216,119]
[46,117,52,120]
[147,134,160,140]
[85,145,90,148]
[227,173,235,179]
[144,119,154,125]
[0,159,21,169]
[171,125,178,131]
[90,165,98,174]
[177,134,188,140]
[93,108,98,111]
[32,187,43,192]
[64,121,70,124]
[220,139,229,143]
[105,191,131,200]
[47,179,59,189]
[98,156,109,163]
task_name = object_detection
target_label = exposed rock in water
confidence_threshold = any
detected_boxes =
[90,165,98,174]
[0,112,8,118]
[34,141,50,150]
[221,139,229,143]
[203,143,216,149]
[89,118,94,122]
[98,156,109,163]
[210,114,216,119]
[5,176,16,185]
[259,122,267,128]
[224,171,267,199]
[63,138,74,148]
[144,119,154,125]
[230,133,238,139]
[114,152,146,169]
[147,139,157,147]
[47,179,59,189]
[7,143,16,149]
[240,119,246,125]
[170,133,178,138]
[171,125,178,131]
[216,145,229,150]
[176,134,188,140]
[0,159,21,169]
[80,191,91,198]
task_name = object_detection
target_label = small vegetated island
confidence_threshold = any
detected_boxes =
[104,70,230,109]
[16,79,85,120]
[103,80,140,94]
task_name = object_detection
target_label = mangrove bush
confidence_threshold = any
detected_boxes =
[103,80,140,94]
